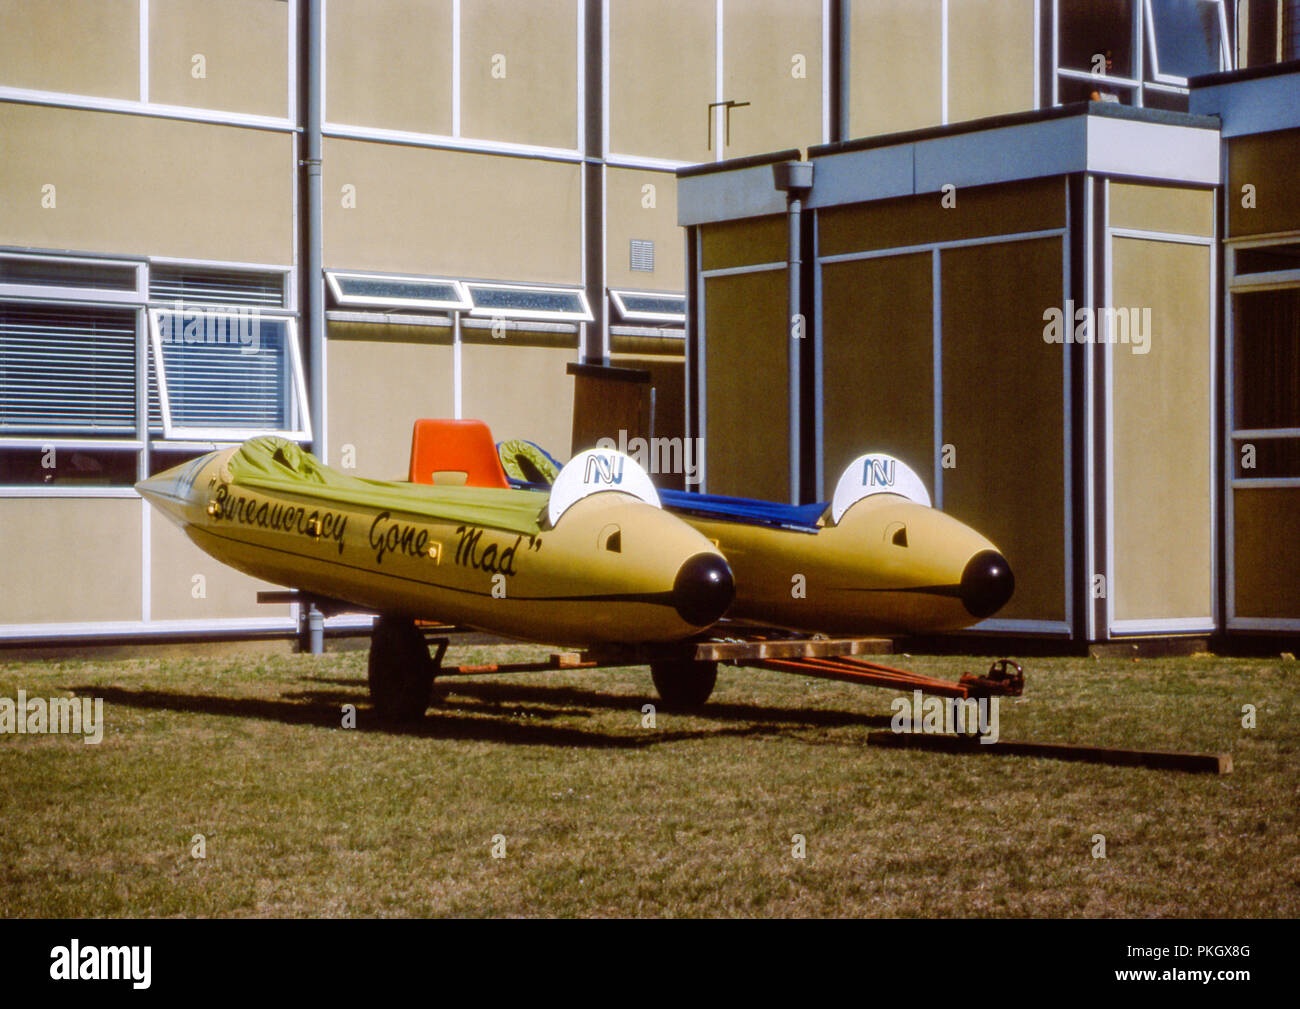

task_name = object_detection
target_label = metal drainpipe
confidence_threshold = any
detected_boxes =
[773,161,814,505]
[304,0,324,460]
[302,0,325,653]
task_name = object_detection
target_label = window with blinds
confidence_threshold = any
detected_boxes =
[149,264,286,308]
[0,303,138,433]
[148,308,310,440]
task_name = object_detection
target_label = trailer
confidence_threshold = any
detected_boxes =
[261,590,1024,723]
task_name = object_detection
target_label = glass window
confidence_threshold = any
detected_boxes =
[1058,75,1137,105]
[0,446,138,487]
[325,271,471,311]
[0,303,138,433]
[465,283,592,322]
[610,290,687,324]
[1244,0,1300,65]
[149,264,287,308]
[148,309,311,440]
[1060,0,1137,79]
[1146,0,1228,81]
[0,255,139,293]
[1232,437,1300,478]
[1235,243,1300,277]
[1233,287,1300,431]
[147,446,224,477]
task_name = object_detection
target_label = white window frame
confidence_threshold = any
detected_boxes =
[609,289,687,325]
[148,258,292,310]
[1052,0,1232,107]
[324,271,472,312]
[1143,0,1231,86]
[1224,239,1300,630]
[465,282,593,323]
[148,308,312,442]
[0,252,145,304]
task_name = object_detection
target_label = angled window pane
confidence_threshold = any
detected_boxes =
[149,264,286,308]
[1147,0,1225,80]
[466,283,592,322]
[610,290,687,323]
[149,309,310,440]
[325,271,471,310]
[0,303,137,433]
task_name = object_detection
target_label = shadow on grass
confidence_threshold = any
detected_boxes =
[299,675,896,730]
[72,682,888,750]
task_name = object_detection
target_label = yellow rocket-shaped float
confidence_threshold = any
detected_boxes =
[137,437,735,648]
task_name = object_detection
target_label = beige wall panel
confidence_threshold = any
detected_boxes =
[700,214,788,270]
[1227,129,1300,238]
[1109,183,1214,237]
[848,0,942,139]
[327,328,455,480]
[948,0,1036,124]
[607,168,685,291]
[704,268,788,500]
[1233,487,1300,620]
[149,0,288,117]
[325,0,453,135]
[723,0,824,158]
[0,105,293,263]
[0,499,141,624]
[460,0,578,150]
[819,177,1065,256]
[323,140,581,282]
[1111,238,1212,623]
[461,343,576,460]
[821,253,933,492]
[150,509,288,621]
[0,0,138,98]
[942,237,1065,622]
[610,0,715,162]
[612,334,686,356]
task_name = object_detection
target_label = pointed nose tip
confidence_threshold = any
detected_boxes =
[672,552,735,627]
[960,550,1015,619]
[134,472,192,521]
[134,475,165,503]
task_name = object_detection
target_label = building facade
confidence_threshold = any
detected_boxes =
[0,1,1295,646]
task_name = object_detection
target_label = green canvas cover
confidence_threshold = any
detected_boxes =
[228,437,547,535]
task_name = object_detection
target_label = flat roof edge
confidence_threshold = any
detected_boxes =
[809,101,1219,159]
[676,149,802,180]
[1189,57,1300,87]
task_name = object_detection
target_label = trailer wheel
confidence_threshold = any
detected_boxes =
[650,658,718,710]
[368,614,434,724]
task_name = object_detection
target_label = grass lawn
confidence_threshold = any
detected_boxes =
[1,646,1296,917]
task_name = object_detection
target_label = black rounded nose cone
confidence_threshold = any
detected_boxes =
[673,552,735,627]
[960,550,1015,619]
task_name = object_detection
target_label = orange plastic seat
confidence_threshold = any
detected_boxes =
[408,418,511,488]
